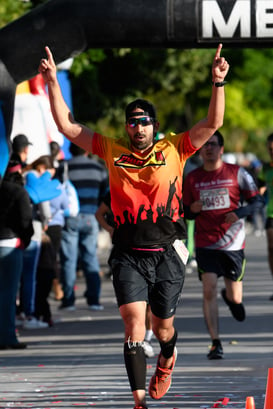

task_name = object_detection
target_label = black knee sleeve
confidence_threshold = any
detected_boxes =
[159,329,178,359]
[124,341,146,391]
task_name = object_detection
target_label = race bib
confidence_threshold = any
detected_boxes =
[200,188,230,211]
[172,239,189,265]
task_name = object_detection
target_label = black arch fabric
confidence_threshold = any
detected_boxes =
[0,0,272,86]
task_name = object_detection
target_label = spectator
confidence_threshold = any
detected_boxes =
[34,158,70,325]
[49,140,62,169]
[58,143,109,311]
[18,155,56,329]
[0,159,33,349]
[34,230,56,326]
[49,140,65,301]
[11,134,32,170]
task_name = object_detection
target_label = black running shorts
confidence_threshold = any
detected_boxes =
[196,248,245,282]
[109,244,185,319]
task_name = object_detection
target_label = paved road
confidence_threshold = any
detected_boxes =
[0,232,272,409]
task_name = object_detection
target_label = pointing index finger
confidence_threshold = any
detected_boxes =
[214,43,223,60]
[45,46,54,63]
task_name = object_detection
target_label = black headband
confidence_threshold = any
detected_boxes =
[126,111,152,120]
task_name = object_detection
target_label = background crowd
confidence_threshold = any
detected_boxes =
[0,133,109,348]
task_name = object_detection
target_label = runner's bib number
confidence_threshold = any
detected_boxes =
[200,188,230,211]
[172,239,189,265]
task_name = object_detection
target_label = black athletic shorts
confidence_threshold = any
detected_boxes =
[196,248,245,282]
[109,244,185,319]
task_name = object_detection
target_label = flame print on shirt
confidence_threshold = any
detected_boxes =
[114,150,166,168]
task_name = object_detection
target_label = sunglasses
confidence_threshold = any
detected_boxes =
[127,117,154,128]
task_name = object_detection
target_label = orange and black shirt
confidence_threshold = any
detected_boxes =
[92,131,197,248]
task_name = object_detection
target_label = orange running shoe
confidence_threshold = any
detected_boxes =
[148,347,177,400]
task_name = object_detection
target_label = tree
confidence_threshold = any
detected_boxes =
[0,0,37,28]
[70,48,213,137]
[70,46,273,160]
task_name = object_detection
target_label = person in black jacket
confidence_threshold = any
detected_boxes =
[0,159,34,349]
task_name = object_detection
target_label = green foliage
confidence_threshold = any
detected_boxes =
[215,48,273,159]
[0,0,31,28]
[0,0,48,28]
[70,48,214,137]
[68,46,273,160]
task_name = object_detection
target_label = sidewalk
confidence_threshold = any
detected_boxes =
[0,232,272,409]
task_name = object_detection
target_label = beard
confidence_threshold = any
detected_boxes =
[130,132,153,152]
